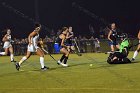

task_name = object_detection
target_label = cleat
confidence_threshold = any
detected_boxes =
[57,60,61,65]
[11,60,16,63]
[41,66,48,71]
[15,63,20,71]
[57,60,68,67]
[61,63,68,67]
[131,58,135,61]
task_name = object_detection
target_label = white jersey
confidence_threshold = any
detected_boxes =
[27,33,40,52]
[32,34,39,47]
[3,35,12,49]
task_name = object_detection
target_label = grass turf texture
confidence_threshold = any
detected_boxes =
[0,52,140,93]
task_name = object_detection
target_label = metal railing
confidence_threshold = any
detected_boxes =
[0,38,138,56]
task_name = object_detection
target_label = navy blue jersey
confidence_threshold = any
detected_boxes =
[110,30,118,41]
[66,32,74,46]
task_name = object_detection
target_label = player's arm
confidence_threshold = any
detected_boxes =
[69,32,74,38]
[61,35,67,48]
[108,30,112,42]
[39,39,44,48]
[2,34,8,42]
[28,31,37,45]
[123,47,128,55]
[66,32,70,39]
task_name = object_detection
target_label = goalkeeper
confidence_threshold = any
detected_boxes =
[107,33,131,64]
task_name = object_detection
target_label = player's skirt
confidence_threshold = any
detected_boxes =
[3,41,12,49]
[65,39,75,46]
[27,44,39,52]
[108,40,119,46]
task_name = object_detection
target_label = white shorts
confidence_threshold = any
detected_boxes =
[27,44,39,52]
[3,42,12,49]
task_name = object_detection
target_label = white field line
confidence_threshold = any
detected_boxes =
[0,87,140,91]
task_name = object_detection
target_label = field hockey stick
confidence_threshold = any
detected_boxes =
[73,39,80,53]
[41,48,58,62]
[105,51,120,54]
[73,39,82,56]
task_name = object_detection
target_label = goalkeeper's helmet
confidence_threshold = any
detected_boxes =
[119,33,128,40]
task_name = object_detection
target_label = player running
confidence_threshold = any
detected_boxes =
[131,30,140,61]
[0,29,15,62]
[66,27,82,56]
[15,24,48,71]
[56,27,69,67]
[66,27,75,52]
[108,23,120,52]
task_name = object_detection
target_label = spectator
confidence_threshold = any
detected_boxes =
[20,39,27,55]
[50,29,55,37]
[89,36,95,52]
[94,38,100,53]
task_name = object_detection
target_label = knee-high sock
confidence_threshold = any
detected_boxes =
[64,57,68,64]
[19,56,27,65]
[133,51,138,59]
[40,57,45,68]
[60,55,66,62]
[10,54,14,61]
[0,52,6,55]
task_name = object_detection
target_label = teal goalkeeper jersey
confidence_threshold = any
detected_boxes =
[119,39,129,53]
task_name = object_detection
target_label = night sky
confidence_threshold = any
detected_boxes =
[0,0,140,39]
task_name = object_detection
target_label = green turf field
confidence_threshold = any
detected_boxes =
[0,52,140,93]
